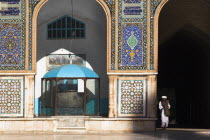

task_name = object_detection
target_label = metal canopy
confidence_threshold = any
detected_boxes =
[43,64,99,78]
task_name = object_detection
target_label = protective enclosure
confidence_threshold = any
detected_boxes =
[39,64,100,116]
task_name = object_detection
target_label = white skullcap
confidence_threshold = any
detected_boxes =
[161,96,167,99]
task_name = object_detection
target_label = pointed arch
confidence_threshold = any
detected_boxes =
[31,0,111,73]
[32,0,48,72]
[96,0,112,72]
[153,0,169,71]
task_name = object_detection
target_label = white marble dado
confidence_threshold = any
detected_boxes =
[0,118,156,133]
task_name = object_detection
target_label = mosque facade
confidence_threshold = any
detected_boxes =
[0,0,168,132]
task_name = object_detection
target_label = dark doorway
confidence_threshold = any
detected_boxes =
[158,0,210,129]
[157,26,210,128]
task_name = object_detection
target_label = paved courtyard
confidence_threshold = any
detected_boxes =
[0,129,210,140]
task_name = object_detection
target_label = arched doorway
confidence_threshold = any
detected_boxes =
[158,0,210,128]
[33,0,110,117]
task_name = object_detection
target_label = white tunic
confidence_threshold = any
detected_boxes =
[159,101,170,127]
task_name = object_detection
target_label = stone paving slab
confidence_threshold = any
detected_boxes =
[0,129,210,140]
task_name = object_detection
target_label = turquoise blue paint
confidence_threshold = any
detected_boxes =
[41,108,55,116]
[35,98,108,116]
[43,64,99,78]
[34,98,39,115]
[86,99,98,115]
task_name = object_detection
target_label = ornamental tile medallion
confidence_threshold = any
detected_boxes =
[118,23,147,70]
[118,78,146,117]
[121,23,143,66]
[0,77,24,117]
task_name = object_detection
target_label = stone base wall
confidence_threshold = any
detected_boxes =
[0,118,56,133]
[0,118,156,133]
[86,118,156,132]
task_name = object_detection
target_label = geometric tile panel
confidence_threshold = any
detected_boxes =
[0,77,23,117]
[118,78,146,117]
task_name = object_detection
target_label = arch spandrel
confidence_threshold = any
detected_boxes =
[105,0,169,74]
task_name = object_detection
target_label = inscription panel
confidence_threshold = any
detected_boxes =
[123,0,141,3]
[0,0,21,19]
[122,0,144,18]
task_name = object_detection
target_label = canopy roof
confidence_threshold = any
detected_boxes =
[43,64,99,78]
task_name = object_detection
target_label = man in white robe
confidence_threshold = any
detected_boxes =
[159,96,170,129]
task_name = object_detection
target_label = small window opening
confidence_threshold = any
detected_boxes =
[47,15,86,40]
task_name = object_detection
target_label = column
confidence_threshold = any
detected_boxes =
[147,75,157,118]
[108,75,116,118]
[25,75,35,118]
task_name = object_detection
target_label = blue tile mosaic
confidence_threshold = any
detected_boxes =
[0,24,23,67]
[150,0,162,70]
[28,0,42,70]
[121,23,143,67]
[0,0,25,70]
[118,0,147,70]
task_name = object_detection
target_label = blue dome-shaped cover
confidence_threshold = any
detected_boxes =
[43,64,99,78]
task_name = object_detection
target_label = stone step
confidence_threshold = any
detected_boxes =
[57,127,86,130]
[57,118,85,128]
[56,127,86,133]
